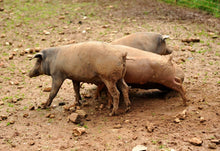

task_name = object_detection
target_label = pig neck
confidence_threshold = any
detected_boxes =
[42,48,59,76]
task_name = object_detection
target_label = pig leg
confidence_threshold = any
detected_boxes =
[117,78,131,112]
[103,80,120,116]
[43,77,64,108]
[72,81,81,105]
[95,84,105,99]
[164,78,188,106]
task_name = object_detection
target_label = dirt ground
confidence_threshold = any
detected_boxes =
[0,0,220,150]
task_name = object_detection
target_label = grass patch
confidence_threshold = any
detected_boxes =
[161,0,220,17]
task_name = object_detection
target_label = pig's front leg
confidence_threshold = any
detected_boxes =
[72,81,81,105]
[43,77,64,108]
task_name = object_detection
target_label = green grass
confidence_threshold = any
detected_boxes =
[161,0,220,17]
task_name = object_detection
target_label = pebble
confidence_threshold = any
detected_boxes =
[211,139,220,144]
[174,118,180,123]
[124,120,130,124]
[46,113,55,118]
[200,117,206,123]
[145,122,154,133]
[23,113,29,118]
[72,127,86,136]
[43,30,50,35]
[176,109,187,120]
[0,101,4,105]
[29,141,35,146]
[25,48,34,54]
[113,124,122,129]
[0,34,6,38]
[132,145,147,151]
[208,143,217,149]
[76,110,87,118]
[43,87,51,92]
[58,102,66,106]
[189,137,203,146]
[0,115,8,121]
[29,105,35,110]
[27,55,33,59]
[34,47,41,52]
[99,104,104,110]
[19,51,25,56]
[181,46,195,52]
[68,113,81,124]
[182,37,200,43]
[9,55,14,60]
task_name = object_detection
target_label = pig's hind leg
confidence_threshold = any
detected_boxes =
[102,80,120,116]
[117,78,131,112]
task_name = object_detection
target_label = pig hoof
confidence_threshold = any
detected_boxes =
[109,111,117,116]
[125,106,131,113]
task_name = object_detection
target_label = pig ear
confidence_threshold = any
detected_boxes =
[162,35,169,41]
[31,53,43,60]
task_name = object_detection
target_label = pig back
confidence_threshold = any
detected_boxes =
[111,32,167,55]
[55,42,126,83]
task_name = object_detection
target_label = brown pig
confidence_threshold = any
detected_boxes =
[97,45,188,106]
[29,41,131,116]
[111,32,172,55]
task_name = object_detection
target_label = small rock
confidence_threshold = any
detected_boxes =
[43,30,50,35]
[59,16,65,19]
[99,104,104,110]
[9,119,15,124]
[0,101,4,105]
[23,113,29,118]
[75,110,87,118]
[124,120,130,124]
[211,139,220,144]
[132,145,147,151]
[43,87,51,92]
[189,137,203,146]
[34,47,41,52]
[83,93,91,98]
[9,55,14,60]
[59,102,66,106]
[102,25,109,28]
[19,51,25,56]
[46,113,55,118]
[0,115,8,121]
[25,48,34,54]
[9,81,14,85]
[176,109,187,120]
[29,141,35,146]
[5,41,12,46]
[181,46,195,52]
[17,86,24,89]
[18,44,23,48]
[0,7,4,11]
[72,127,86,136]
[113,124,122,129]
[145,122,154,133]
[27,55,33,59]
[0,34,6,38]
[198,106,203,110]
[174,118,180,123]
[182,37,200,43]
[200,117,206,123]
[132,136,138,140]
[29,105,35,110]
[208,143,217,149]
[68,113,81,124]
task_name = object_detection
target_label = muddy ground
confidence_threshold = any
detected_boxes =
[0,0,220,150]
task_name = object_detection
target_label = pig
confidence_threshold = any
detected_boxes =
[29,41,131,116]
[97,45,188,106]
[111,32,172,55]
